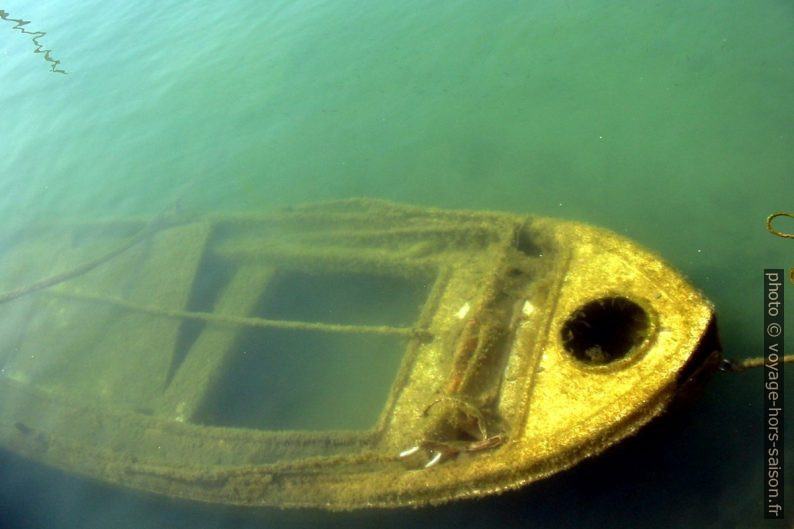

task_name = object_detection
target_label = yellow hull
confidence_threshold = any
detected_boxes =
[0,199,719,509]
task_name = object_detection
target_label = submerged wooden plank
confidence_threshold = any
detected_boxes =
[160,265,276,422]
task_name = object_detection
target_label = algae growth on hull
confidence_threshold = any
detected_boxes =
[0,199,719,509]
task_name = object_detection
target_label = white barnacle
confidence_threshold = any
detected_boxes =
[399,445,420,458]
[424,451,443,468]
[456,302,471,320]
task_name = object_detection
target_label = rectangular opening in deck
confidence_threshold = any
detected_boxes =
[257,269,429,327]
[195,269,433,431]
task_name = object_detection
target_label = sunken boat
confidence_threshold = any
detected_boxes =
[0,199,720,509]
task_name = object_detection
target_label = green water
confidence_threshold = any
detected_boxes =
[1,0,793,527]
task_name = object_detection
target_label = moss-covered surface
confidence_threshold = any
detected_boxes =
[0,199,715,509]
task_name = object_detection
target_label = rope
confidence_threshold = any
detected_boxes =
[0,219,161,305]
[718,212,794,371]
[0,184,193,306]
[721,354,794,372]
[767,212,794,239]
